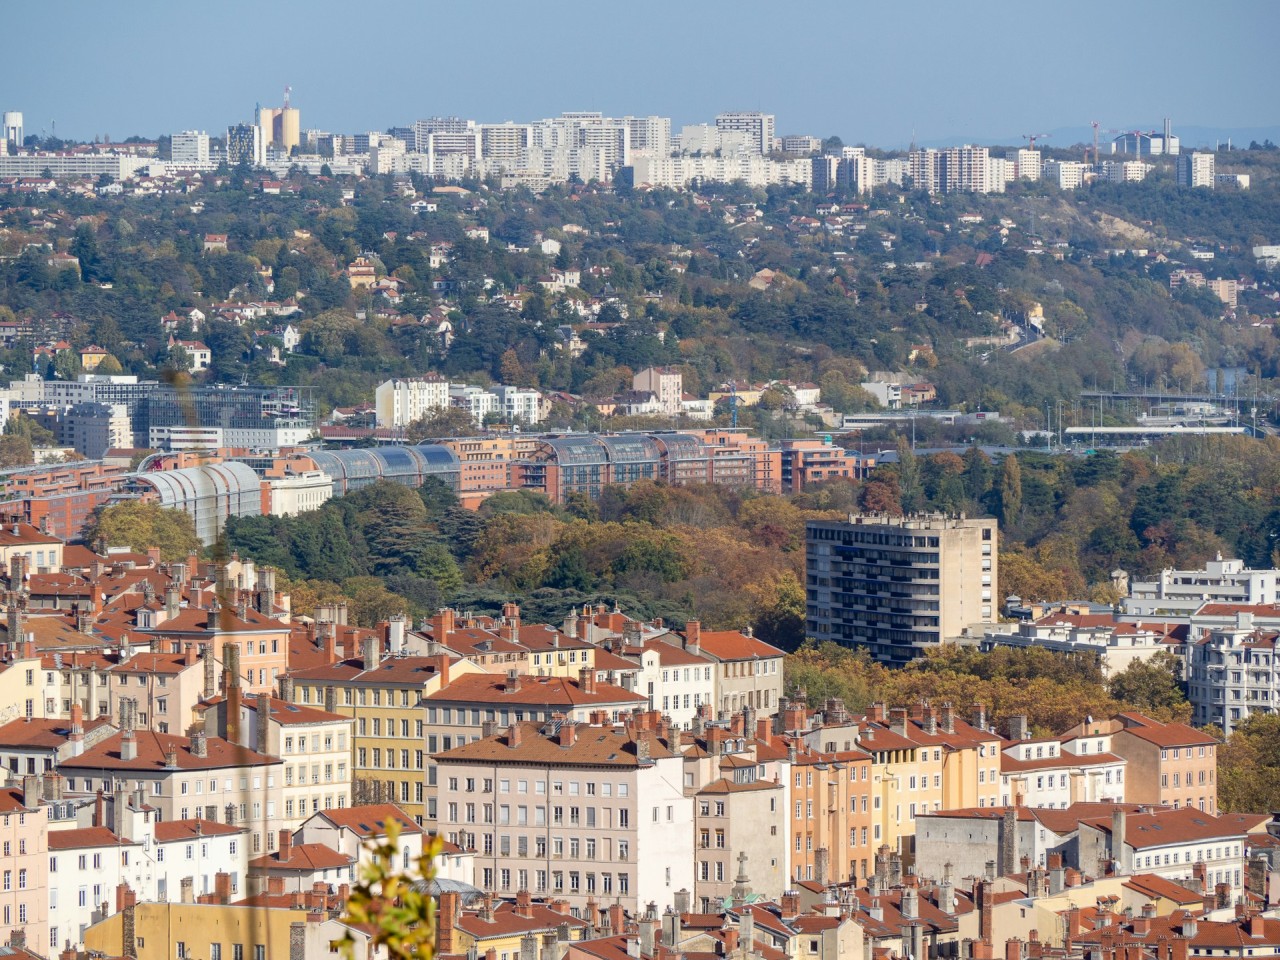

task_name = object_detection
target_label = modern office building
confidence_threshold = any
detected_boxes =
[1177,152,1215,189]
[226,123,265,167]
[805,513,998,663]
[170,130,211,167]
[715,112,776,154]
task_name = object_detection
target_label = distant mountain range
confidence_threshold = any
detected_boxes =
[911,124,1280,152]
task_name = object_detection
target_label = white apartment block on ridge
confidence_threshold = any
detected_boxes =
[1124,555,1280,617]
[375,375,451,428]
[1178,152,1216,188]
[170,131,211,168]
[715,112,776,154]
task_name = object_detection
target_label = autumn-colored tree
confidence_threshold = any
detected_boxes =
[1216,714,1280,813]
[405,407,481,440]
[1106,651,1192,724]
[86,501,201,561]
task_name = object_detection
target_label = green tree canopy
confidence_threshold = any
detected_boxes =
[86,501,201,560]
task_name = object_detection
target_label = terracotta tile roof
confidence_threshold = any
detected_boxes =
[437,722,673,766]
[0,789,33,813]
[251,842,352,871]
[59,730,278,772]
[697,777,780,795]
[154,819,244,842]
[686,630,784,662]
[0,716,114,749]
[426,673,645,707]
[1001,750,1124,772]
[47,826,136,850]
[201,695,349,726]
[27,573,92,595]
[311,804,423,837]
[1113,713,1220,748]
[456,900,588,939]
[142,603,287,636]
[108,652,197,676]
[292,655,452,686]
[634,639,710,666]
[1121,873,1205,904]
[1080,807,1247,849]
[592,649,639,672]
[0,522,62,547]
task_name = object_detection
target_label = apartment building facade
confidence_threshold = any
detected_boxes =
[806,513,997,663]
[434,720,694,914]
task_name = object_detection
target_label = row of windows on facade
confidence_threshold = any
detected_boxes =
[448,776,631,798]
[477,865,629,897]
[177,944,266,960]
[445,803,632,830]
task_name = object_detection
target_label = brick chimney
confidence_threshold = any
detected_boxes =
[70,703,84,743]
[116,882,137,911]
[214,871,232,904]
[780,890,800,917]
[560,723,577,748]
[579,665,596,695]
[504,669,521,694]
[431,608,456,642]
[279,829,293,862]
[684,620,701,653]
[502,602,521,642]
[508,723,523,748]
[516,889,533,918]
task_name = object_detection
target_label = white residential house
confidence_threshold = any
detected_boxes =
[375,375,451,428]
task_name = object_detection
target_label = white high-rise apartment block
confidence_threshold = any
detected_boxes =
[1014,148,1041,180]
[1178,152,1215,188]
[624,116,671,157]
[941,145,990,193]
[2,111,22,150]
[1098,160,1151,183]
[1043,160,1091,190]
[715,112,776,154]
[412,117,474,152]
[986,157,1010,193]
[479,123,532,169]
[171,130,211,167]
[375,375,451,428]
[909,148,942,194]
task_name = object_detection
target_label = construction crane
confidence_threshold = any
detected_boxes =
[1022,133,1051,150]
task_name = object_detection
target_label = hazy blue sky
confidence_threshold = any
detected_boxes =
[3,0,1274,147]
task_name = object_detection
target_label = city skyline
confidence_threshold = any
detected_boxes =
[2,0,1276,148]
